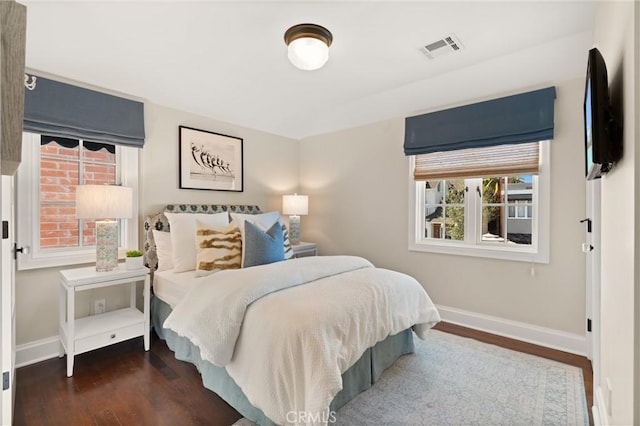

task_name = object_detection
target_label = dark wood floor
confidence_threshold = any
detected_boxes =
[14,333,242,426]
[14,323,593,426]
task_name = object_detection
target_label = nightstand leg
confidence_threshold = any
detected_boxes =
[58,283,65,358]
[66,288,74,377]
[143,274,150,351]
[129,281,136,309]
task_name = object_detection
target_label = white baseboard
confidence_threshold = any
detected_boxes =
[16,336,60,368]
[593,386,608,425]
[16,306,588,367]
[436,304,588,356]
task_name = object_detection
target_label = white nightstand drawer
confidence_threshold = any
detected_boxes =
[71,307,145,355]
[75,321,144,355]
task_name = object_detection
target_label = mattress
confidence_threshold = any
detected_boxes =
[153,269,199,308]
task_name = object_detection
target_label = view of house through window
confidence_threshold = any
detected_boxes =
[39,135,116,249]
[480,176,533,245]
[424,179,465,241]
[422,175,535,246]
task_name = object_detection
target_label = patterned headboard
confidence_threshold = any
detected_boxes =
[143,204,262,272]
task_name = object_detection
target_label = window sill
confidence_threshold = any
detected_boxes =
[17,248,130,271]
[408,240,549,264]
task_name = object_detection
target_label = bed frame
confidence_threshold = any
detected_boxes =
[144,204,415,425]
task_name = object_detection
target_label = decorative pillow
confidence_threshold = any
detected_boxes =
[165,212,229,272]
[242,220,284,268]
[152,230,174,272]
[194,221,242,277]
[230,211,293,260]
[281,222,293,259]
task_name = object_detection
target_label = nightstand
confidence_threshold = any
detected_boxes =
[59,264,150,377]
[292,241,318,257]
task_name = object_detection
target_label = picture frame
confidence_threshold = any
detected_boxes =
[179,126,243,192]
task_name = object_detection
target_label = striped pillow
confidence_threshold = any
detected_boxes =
[194,220,242,277]
[281,222,293,259]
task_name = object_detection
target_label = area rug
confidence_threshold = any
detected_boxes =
[234,330,588,425]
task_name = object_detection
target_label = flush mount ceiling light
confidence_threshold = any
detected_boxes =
[284,23,333,71]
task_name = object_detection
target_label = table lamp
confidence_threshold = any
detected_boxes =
[76,184,132,271]
[282,194,308,245]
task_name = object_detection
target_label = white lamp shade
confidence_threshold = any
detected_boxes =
[76,185,132,219]
[282,194,308,216]
[287,37,329,71]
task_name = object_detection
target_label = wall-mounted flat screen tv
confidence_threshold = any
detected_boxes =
[584,47,621,180]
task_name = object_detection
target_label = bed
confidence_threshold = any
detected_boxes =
[144,204,440,425]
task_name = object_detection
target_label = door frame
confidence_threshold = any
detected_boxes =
[585,179,601,394]
[0,175,15,424]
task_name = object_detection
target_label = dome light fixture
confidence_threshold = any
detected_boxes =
[284,23,333,71]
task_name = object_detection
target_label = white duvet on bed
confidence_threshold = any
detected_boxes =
[164,255,440,425]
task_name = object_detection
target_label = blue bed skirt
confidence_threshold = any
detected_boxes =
[152,296,414,425]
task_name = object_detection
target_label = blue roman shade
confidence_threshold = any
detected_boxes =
[404,87,556,156]
[23,74,145,148]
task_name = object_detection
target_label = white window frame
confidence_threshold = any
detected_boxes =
[408,141,550,264]
[16,132,139,270]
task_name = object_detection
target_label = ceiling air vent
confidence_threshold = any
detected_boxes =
[419,34,463,60]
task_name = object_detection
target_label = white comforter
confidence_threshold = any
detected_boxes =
[164,255,440,425]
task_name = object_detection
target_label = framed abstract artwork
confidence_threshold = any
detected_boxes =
[179,126,243,192]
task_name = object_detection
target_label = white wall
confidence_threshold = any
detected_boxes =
[593,1,638,424]
[15,102,298,347]
[140,103,298,219]
[299,78,587,338]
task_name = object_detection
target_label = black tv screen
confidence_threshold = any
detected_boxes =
[584,47,620,180]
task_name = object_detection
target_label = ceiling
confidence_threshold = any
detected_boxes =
[22,1,596,140]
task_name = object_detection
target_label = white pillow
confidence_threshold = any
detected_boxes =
[165,212,229,272]
[152,230,174,272]
[230,211,280,232]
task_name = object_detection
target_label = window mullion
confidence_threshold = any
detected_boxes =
[531,174,540,248]
[78,139,85,184]
[115,146,124,248]
[78,140,84,248]
[475,178,482,243]
[418,182,427,242]
[502,177,508,245]
[464,178,478,243]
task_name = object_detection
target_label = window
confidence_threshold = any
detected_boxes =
[508,201,533,219]
[17,132,139,270]
[409,141,549,263]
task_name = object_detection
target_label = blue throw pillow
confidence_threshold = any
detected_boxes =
[243,220,285,268]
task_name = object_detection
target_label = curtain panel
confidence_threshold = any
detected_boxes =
[24,74,145,148]
[404,86,556,156]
